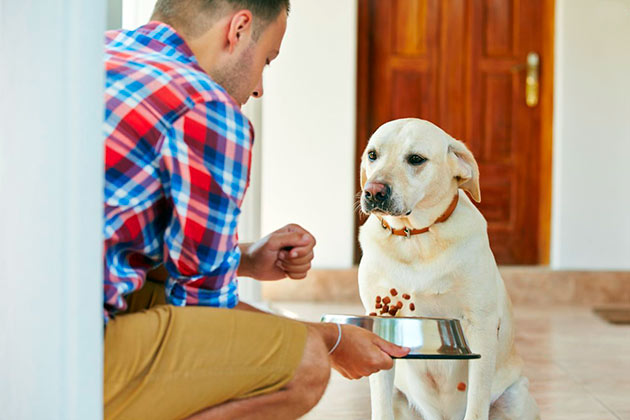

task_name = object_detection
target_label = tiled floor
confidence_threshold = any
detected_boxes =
[271,302,630,420]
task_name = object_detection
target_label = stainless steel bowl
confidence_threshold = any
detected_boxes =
[321,314,481,360]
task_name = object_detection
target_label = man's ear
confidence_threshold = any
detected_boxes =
[448,139,481,202]
[226,10,253,53]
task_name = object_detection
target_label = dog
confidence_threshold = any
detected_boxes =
[358,118,540,420]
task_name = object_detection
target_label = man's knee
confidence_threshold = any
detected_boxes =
[286,325,331,413]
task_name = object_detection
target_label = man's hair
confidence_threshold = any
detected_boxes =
[152,0,290,39]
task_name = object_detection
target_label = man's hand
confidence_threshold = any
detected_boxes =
[312,322,410,380]
[238,223,316,280]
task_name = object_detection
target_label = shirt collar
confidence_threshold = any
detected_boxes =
[129,21,244,110]
[134,21,199,65]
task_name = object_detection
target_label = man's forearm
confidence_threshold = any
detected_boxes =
[151,244,255,280]
[305,321,338,352]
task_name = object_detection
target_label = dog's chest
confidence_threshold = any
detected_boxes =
[359,263,464,318]
[396,359,469,419]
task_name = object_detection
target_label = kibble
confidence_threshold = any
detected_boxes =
[390,288,398,296]
[410,303,415,311]
[402,293,411,300]
[382,296,391,304]
[388,307,398,316]
[457,382,466,392]
[369,312,377,316]
[396,301,403,309]
[376,295,381,303]
[375,303,382,309]
[383,304,389,313]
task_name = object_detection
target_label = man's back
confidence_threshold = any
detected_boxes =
[103,22,252,321]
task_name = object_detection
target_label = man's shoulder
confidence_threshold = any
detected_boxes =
[105,38,236,128]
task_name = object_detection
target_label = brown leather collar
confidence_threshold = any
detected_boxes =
[378,194,459,238]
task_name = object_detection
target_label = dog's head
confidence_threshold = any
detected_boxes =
[360,118,480,217]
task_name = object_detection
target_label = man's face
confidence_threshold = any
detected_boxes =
[213,11,287,106]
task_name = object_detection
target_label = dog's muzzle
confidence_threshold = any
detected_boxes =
[362,182,395,214]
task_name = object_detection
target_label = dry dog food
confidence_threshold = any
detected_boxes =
[457,382,466,391]
[372,290,418,317]
[369,312,377,316]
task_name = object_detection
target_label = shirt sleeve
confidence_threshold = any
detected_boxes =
[159,100,253,308]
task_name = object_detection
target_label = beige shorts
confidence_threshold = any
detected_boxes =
[104,279,307,420]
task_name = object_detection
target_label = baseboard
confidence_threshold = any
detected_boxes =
[261,266,630,306]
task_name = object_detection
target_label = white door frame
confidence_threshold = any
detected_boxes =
[0,1,105,418]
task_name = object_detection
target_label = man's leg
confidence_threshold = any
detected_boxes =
[185,324,330,420]
[104,305,326,420]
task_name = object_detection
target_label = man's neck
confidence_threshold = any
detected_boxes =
[181,19,229,76]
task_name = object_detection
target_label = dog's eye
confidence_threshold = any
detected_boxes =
[407,154,427,166]
[367,150,377,161]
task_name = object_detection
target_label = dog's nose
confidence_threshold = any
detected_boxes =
[364,182,391,203]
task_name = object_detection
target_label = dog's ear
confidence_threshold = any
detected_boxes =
[448,139,481,202]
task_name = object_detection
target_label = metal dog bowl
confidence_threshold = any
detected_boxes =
[321,314,481,360]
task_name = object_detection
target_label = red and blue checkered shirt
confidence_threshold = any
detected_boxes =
[103,22,253,322]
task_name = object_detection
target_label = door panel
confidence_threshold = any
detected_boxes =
[356,0,552,264]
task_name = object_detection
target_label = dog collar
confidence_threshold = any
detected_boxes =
[378,194,459,238]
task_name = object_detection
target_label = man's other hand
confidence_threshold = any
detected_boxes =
[238,223,316,280]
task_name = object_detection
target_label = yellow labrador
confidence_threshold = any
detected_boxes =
[358,119,540,420]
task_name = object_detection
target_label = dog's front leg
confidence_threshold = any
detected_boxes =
[463,323,498,420]
[369,363,396,420]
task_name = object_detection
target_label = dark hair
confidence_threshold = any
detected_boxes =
[221,0,290,22]
[153,0,290,38]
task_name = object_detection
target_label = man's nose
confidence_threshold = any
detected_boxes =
[363,182,391,203]
[251,78,264,99]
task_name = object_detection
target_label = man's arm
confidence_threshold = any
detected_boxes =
[231,299,410,379]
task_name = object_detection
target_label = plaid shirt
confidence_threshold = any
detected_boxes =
[103,22,253,322]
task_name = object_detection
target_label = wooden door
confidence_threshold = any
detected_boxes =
[356,0,554,264]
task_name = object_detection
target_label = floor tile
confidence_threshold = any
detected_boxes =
[269,302,630,420]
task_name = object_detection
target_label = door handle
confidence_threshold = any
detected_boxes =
[525,52,539,107]
[511,52,540,107]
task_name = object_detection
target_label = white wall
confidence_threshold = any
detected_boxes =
[239,98,264,301]
[108,0,123,30]
[0,1,105,419]
[261,0,358,268]
[551,0,630,269]
[122,0,157,29]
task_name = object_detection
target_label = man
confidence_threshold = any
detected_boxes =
[103,1,409,419]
